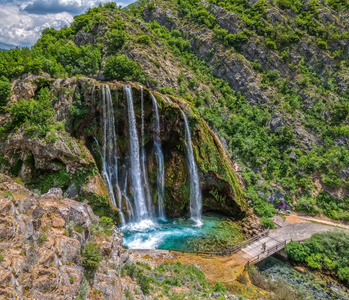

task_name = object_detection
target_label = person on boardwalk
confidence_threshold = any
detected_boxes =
[262,243,266,252]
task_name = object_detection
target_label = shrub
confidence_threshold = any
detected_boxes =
[77,279,89,300]
[0,77,11,108]
[265,38,277,50]
[137,35,151,45]
[38,232,48,245]
[285,241,309,261]
[338,267,349,284]
[104,55,144,81]
[99,216,114,229]
[107,29,126,52]
[254,200,276,217]
[260,217,275,229]
[214,281,227,293]
[81,241,102,271]
[317,39,328,49]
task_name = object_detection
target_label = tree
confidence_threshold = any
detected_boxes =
[0,77,11,108]
[104,55,144,81]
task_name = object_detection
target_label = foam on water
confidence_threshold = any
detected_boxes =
[122,214,222,250]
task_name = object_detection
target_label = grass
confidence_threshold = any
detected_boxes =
[121,260,232,299]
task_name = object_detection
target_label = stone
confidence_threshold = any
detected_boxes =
[64,183,79,199]
[41,188,63,201]
[289,151,296,161]
[55,235,81,264]
[52,217,66,228]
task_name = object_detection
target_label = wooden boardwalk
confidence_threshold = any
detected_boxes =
[170,215,349,266]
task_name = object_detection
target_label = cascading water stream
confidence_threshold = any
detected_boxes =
[99,84,125,225]
[181,109,203,225]
[150,92,166,220]
[139,85,153,216]
[123,170,135,219]
[124,84,148,220]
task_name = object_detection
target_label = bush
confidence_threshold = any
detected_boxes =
[104,55,144,81]
[285,241,309,261]
[317,39,328,49]
[9,87,55,137]
[137,35,151,45]
[338,267,349,284]
[260,217,275,229]
[99,216,114,229]
[214,282,227,293]
[0,77,11,108]
[254,200,276,217]
[265,38,277,50]
[81,241,102,271]
[285,232,349,284]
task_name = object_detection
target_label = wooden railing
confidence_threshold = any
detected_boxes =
[243,238,309,270]
[169,229,270,257]
[220,229,270,256]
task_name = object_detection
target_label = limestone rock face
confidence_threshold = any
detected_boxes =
[0,174,123,300]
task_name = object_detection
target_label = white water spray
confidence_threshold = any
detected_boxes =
[139,85,153,216]
[150,92,166,219]
[181,109,203,225]
[124,84,148,220]
[99,84,125,225]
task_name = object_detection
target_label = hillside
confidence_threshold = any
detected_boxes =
[0,0,348,222]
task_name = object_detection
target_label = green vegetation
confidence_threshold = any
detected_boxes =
[81,241,102,274]
[285,231,349,284]
[0,0,348,221]
[248,265,314,300]
[86,194,121,224]
[260,217,275,229]
[104,55,145,81]
[121,261,231,298]
[9,87,55,137]
[187,220,244,252]
[0,76,11,109]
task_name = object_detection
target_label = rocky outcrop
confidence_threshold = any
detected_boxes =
[0,173,123,299]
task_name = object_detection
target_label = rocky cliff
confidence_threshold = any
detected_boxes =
[0,173,124,299]
[0,73,248,224]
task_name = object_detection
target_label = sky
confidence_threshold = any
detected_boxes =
[0,0,134,47]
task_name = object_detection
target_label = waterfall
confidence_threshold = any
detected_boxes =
[99,85,125,225]
[139,85,153,216]
[123,170,135,219]
[163,95,173,103]
[150,92,166,220]
[124,84,148,220]
[181,109,203,225]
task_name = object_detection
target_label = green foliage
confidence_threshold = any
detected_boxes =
[104,55,145,81]
[81,241,102,271]
[214,282,227,293]
[137,34,151,45]
[0,77,11,108]
[38,232,48,245]
[77,279,90,300]
[254,200,276,217]
[285,241,309,261]
[99,216,114,229]
[87,194,121,224]
[285,232,349,284]
[9,87,55,137]
[260,217,275,229]
[107,29,126,53]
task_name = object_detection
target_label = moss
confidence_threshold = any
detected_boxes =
[87,194,121,224]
